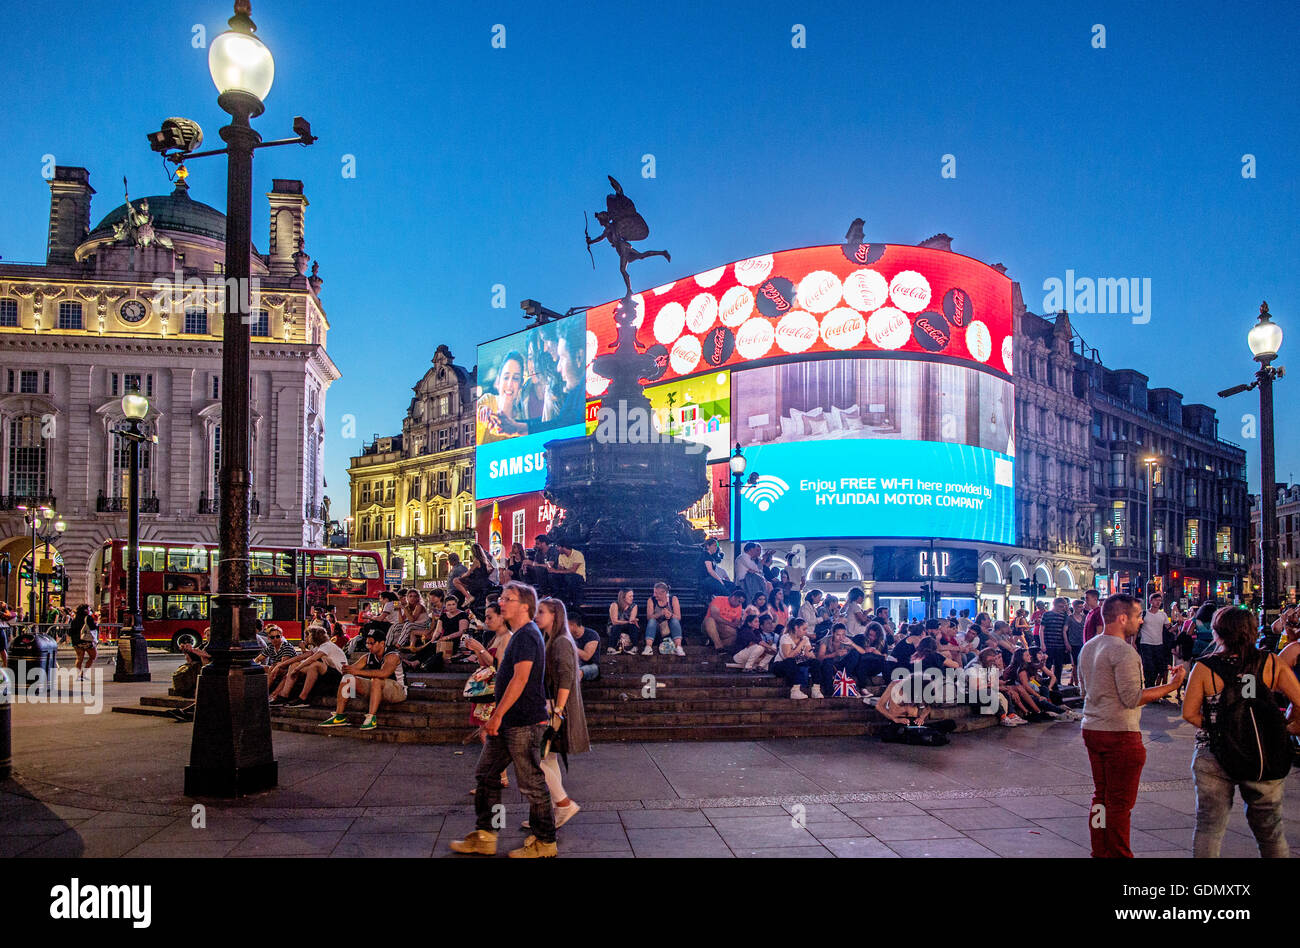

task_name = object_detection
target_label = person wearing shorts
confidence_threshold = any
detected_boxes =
[319,627,406,731]
[68,604,99,681]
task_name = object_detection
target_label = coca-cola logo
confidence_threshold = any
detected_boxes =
[889,270,931,313]
[843,268,890,313]
[912,311,951,352]
[686,293,719,334]
[586,363,610,398]
[842,241,886,265]
[643,343,669,382]
[735,317,775,360]
[796,270,842,314]
[965,319,992,363]
[820,307,866,350]
[718,286,754,328]
[702,327,735,367]
[942,287,972,328]
[733,254,774,287]
[866,306,910,350]
[754,277,797,318]
[669,334,702,375]
[775,310,818,354]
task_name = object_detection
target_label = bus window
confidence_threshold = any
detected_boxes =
[128,546,166,572]
[313,554,349,578]
[164,594,210,621]
[145,595,163,621]
[271,596,299,622]
[274,552,293,576]
[253,596,274,620]
[350,555,381,580]
[166,548,209,573]
[250,553,275,576]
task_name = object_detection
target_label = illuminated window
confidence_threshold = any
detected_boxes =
[251,310,270,337]
[8,416,47,496]
[512,509,525,546]
[1216,527,1231,561]
[1185,519,1200,558]
[0,299,17,327]
[1111,501,1127,546]
[58,302,82,329]
[184,308,208,334]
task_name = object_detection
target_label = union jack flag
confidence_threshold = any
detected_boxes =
[832,670,859,698]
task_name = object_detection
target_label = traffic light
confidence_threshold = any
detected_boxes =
[1019,579,1033,596]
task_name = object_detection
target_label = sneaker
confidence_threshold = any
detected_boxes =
[508,835,558,858]
[449,829,498,855]
[741,664,756,672]
[1001,713,1027,727]
[1061,709,1083,722]
[674,644,686,657]
[555,801,581,828]
[285,699,311,709]
[606,646,618,654]
[809,685,824,699]
[641,644,654,656]
[725,662,744,670]
[790,685,808,700]
[268,695,286,706]
[359,715,379,731]
[319,713,350,727]
[1043,711,1061,720]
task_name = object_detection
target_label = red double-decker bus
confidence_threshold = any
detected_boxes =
[92,540,386,651]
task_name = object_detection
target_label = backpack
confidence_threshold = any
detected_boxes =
[1199,654,1293,783]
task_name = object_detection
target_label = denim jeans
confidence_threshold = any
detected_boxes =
[473,722,555,843]
[646,617,683,644]
[579,662,599,681]
[1191,743,1289,858]
[1138,642,1168,688]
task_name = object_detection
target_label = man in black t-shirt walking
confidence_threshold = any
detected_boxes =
[1039,597,1072,686]
[451,581,557,858]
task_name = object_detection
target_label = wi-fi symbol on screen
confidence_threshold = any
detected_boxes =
[742,475,790,511]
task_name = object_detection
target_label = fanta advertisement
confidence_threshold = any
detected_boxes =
[735,440,1016,545]
[584,243,1013,391]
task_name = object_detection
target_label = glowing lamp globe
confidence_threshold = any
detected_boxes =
[1248,316,1282,364]
[208,28,274,104]
[122,392,150,421]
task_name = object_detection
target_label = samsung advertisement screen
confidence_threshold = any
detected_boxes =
[732,358,1014,544]
[475,318,588,500]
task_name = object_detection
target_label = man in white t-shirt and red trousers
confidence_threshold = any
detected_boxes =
[1136,592,1171,692]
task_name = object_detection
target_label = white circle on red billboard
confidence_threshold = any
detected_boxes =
[797,270,843,314]
[821,307,866,350]
[1002,336,1014,374]
[889,270,931,313]
[652,281,675,295]
[653,301,686,344]
[866,306,910,350]
[843,269,890,313]
[630,294,646,327]
[718,286,753,328]
[695,265,726,288]
[670,334,702,374]
[966,319,992,363]
[735,317,775,360]
[775,309,818,353]
[586,330,598,364]
[586,363,610,398]
[733,254,774,287]
[686,293,719,333]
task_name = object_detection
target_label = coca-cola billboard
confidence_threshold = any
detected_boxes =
[585,243,1013,386]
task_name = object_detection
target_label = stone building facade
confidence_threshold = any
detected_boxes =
[0,166,338,612]
[346,345,477,584]
[1250,484,1300,606]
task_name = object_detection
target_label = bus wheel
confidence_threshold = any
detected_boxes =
[172,629,201,652]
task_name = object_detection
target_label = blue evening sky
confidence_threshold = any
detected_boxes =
[2,0,1296,500]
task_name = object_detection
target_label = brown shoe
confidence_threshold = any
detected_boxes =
[508,835,557,858]
[449,829,498,856]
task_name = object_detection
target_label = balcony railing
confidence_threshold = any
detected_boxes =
[0,494,57,511]
[305,502,327,521]
[198,494,261,516]
[96,493,160,513]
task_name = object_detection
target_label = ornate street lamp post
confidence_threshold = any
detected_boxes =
[1219,302,1286,647]
[145,0,316,795]
[1142,455,1159,598]
[113,391,153,682]
[729,444,747,566]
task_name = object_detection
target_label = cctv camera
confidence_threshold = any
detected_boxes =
[293,116,317,144]
[147,117,204,154]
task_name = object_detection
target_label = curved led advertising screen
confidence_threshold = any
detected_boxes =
[584,243,1014,393]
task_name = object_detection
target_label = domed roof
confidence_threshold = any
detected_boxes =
[87,183,226,242]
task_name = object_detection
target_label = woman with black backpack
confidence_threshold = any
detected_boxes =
[1181,605,1300,858]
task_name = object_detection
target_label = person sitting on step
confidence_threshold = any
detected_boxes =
[772,617,828,699]
[271,627,348,708]
[605,588,639,654]
[703,588,746,653]
[643,582,684,656]
[875,671,959,745]
[319,627,407,731]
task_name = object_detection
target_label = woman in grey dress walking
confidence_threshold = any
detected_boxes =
[533,596,590,829]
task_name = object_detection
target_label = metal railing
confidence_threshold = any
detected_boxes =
[199,495,261,516]
[96,494,160,513]
[0,494,57,511]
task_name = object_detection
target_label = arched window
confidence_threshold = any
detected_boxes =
[211,425,222,500]
[111,419,153,498]
[8,416,48,497]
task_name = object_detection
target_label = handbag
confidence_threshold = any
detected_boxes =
[462,665,496,702]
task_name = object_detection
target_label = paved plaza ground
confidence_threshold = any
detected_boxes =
[3,654,1298,858]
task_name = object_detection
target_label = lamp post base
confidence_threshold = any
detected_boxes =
[183,658,277,798]
[112,631,152,683]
